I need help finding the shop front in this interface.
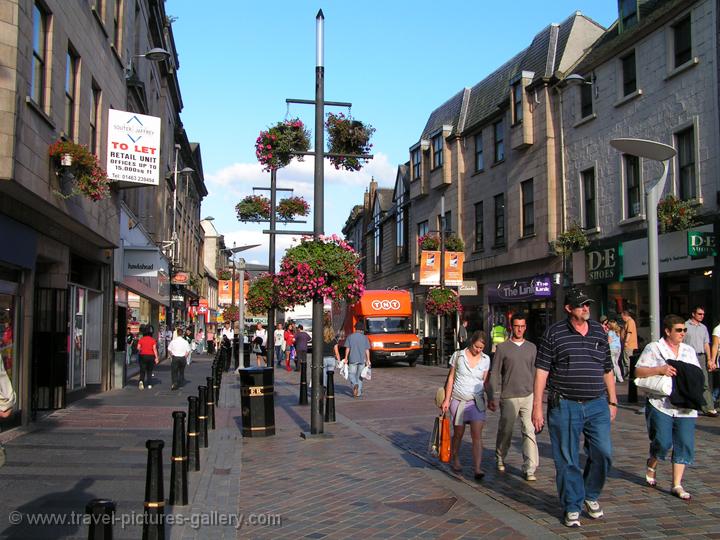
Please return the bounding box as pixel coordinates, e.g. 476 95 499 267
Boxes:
486 275 555 343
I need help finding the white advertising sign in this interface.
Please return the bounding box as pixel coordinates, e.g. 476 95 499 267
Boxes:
623 224 714 278
107 109 162 186
123 248 161 277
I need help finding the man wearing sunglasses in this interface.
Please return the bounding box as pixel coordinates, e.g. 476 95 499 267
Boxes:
684 306 716 417
532 287 617 528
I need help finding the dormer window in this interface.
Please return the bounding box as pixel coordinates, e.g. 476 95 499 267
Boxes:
512 82 523 125
432 134 443 169
411 148 421 180
619 0 638 32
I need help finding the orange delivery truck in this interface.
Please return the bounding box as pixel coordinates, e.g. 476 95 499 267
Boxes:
338 289 421 367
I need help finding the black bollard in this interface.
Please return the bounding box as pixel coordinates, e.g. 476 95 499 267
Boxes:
169 411 188 506
142 440 165 540
324 370 336 422
197 386 209 448
214 362 221 404
298 361 308 406
206 377 216 430
187 396 200 472
86 498 115 540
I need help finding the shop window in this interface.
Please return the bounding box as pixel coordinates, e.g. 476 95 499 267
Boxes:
0 294 16 389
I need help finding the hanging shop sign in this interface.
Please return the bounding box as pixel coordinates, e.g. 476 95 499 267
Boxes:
585 242 622 284
123 247 161 277
419 251 464 286
688 231 717 259
459 280 478 296
106 109 162 186
171 295 184 302
487 275 553 304
171 272 189 285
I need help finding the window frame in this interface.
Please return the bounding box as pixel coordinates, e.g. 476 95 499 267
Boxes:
64 46 79 139
675 125 697 201
113 0 123 51
432 134 443 169
474 201 484 251
619 0 638 32
493 119 505 163
521 179 534 237
395 183 409 264
512 82 523 125
580 82 593 119
581 167 597 230
411 148 421 180
474 132 484 173
493 193 505 247
90 81 101 155
373 203 382 273
621 51 637 97
31 3 48 109
672 15 692 68
624 154 642 218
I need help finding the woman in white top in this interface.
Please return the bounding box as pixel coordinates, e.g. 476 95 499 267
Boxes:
636 314 700 500
441 330 491 481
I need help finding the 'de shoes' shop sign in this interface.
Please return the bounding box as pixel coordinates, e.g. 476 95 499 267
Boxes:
585 243 623 284
106 109 162 186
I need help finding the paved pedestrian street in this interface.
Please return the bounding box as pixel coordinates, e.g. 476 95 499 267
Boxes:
2 354 720 539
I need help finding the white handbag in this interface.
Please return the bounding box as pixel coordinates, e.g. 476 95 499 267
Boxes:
634 375 673 397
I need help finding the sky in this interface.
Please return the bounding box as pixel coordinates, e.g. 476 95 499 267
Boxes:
168 1 619 268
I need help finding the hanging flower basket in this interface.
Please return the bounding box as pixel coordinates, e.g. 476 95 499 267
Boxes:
277 196 310 221
236 195 271 222
222 305 239 322
49 139 110 201
217 269 232 281
246 273 287 314
657 195 698 233
326 112 375 171
255 118 311 172
554 222 589 255
425 287 462 316
276 234 364 308
418 233 464 252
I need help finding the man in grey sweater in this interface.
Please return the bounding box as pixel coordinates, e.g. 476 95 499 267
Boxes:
487 313 539 481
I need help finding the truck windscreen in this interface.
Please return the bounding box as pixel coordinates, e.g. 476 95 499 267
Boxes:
365 317 411 334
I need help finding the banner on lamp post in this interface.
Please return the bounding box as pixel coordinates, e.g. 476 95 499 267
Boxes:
419 250 464 286
106 109 162 186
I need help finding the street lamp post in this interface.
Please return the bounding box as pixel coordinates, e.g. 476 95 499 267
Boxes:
609 138 676 341
168 145 193 332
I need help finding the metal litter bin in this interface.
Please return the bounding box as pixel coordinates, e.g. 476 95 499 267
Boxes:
239 367 275 437
423 337 438 366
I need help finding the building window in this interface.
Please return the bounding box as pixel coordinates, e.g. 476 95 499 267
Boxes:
474 202 484 251
474 133 484 172
432 134 443 169
65 48 79 139
395 187 409 264
494 193 505 247
494 119 504 163
676 126 696 200
113 0 123 51
521 179 534 237
31 3 48 108
512 82 523 124
582 168 597 229
621 51 637 96
619 0 638 32
624 154 641 217
580 82 593 118
93 0 104 21
417 220 429 262
373 217 382 271
411 148 421 180
673 16 692 68
90 82 101 155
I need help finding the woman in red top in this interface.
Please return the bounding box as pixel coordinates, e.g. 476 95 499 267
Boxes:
284 323 296 372
137 326 159 390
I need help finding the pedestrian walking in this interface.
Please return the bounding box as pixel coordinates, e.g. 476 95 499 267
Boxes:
487 314 538 481
684 306 717 417
440 330 491 480
458 319 469 350
168 328 191 390
710 321 720 408
342 321 371 398
137 326 159 390
636 314 702 500
294 324 311 372
620 309 638 377
532 287 617 528
126 326 137 365
273 323 285 367
321 313 339 389
184 327 195 366
195 328 205 354
253 323 267 366
607 320 624 382
284 322 296 372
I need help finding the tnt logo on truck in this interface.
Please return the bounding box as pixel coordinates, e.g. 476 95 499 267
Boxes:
371 300 401 311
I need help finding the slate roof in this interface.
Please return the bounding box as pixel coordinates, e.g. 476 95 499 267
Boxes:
375 188 394 213
573 0 696 74
420 89 467 139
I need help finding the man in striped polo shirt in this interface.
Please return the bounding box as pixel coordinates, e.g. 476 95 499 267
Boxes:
532 288 617 528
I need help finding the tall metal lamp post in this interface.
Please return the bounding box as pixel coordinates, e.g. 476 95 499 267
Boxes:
609 138 676 341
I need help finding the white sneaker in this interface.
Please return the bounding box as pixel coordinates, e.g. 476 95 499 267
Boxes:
584 500 603 519
147 385 152 389
564 511 581 527
496 460 505 472
138 381 144 390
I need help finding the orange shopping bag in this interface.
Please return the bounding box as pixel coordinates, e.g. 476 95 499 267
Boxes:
439 413 451 463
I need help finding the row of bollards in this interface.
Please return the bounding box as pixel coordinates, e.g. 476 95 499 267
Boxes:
87 357 225 539
297 362 335 423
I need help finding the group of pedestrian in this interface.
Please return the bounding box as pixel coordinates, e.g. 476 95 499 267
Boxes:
441 287 708 529
271 321 311 372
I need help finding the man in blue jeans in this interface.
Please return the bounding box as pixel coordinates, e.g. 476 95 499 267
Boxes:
342 321 371 398
532 288 617 528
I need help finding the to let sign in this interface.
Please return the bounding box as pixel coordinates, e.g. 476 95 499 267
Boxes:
585 243 622 284
106 109 162 186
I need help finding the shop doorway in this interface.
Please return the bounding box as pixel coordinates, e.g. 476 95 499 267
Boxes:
32 288 68 411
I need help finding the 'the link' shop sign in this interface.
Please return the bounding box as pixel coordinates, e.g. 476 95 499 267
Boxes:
688 231 717 259
585 243 622 284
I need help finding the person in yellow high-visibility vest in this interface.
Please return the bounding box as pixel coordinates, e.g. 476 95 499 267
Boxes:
491 319 508 354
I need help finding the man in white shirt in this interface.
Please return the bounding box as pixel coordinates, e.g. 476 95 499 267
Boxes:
168 328 192 390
